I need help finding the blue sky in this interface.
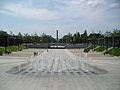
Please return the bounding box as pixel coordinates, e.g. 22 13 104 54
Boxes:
0 0 120 38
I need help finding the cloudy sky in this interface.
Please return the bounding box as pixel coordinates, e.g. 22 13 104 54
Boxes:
0 0 120 37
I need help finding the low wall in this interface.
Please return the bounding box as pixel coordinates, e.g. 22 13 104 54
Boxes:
25 43 87 49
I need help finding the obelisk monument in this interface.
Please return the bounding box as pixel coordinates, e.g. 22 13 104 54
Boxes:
56 30 58 43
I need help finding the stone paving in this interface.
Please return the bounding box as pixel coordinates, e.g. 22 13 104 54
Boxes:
0 49 120 90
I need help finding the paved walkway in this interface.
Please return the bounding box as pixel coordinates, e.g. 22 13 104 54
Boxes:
0 49 120 90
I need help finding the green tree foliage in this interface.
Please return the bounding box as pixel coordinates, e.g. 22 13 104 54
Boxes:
23 33 32 43
31 32 41 43
62 30 88 44
0 28 120 44
111 29 120 36
81 30 88 43
73 32 80 43
17 32 23 43
89 33 103 39
62 32 73 43
0 30 8 36
41 33 48 43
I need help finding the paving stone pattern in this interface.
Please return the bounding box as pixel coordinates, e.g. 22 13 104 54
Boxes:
0 49 120 90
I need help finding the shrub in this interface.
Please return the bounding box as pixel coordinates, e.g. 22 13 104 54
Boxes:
0 51 3 56
7 46 18 52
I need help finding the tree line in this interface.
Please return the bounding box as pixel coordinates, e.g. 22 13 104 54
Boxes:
60 29 120 44
0 31 56 43
0 29 120 44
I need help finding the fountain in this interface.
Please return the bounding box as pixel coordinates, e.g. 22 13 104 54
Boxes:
7 49 108 76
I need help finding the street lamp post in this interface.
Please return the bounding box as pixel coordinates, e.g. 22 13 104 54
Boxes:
93 38 95 51
5 36 9 53
86 37 88 48
112 35 114 56
98 38 100 51
104 36 106 54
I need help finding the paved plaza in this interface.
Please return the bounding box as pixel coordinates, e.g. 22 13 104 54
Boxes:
0 49 120 90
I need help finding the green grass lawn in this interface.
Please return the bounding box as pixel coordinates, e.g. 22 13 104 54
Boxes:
89 44 120 56
0 45 27 55
0 47 5 52
7 45 27 52
95 46 108 52
0 47 5 55
7 46 18 52
19 44 27 50
106 48 120 56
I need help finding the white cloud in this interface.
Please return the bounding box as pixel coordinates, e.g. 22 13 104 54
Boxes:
1 3 58 20
0 0 119 22
0 0 120 37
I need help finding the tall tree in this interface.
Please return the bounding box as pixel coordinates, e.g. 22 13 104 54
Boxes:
81 30 88 43
112 29 120 36
0 30 8 36
18 32 23 44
